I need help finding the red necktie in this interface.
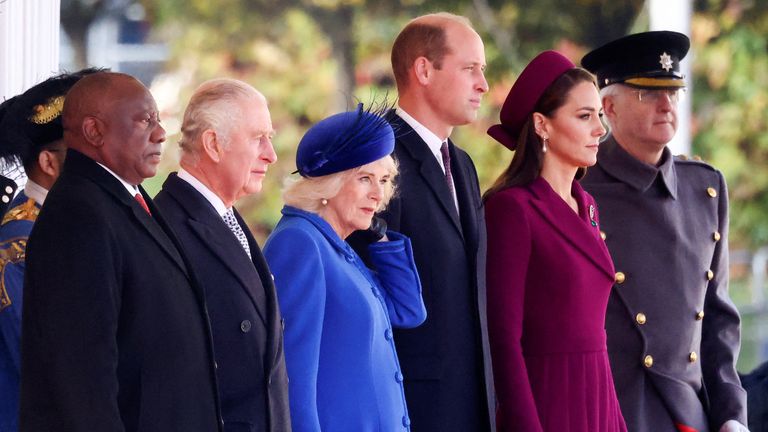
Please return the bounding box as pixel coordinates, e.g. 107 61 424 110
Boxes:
134 193 151 216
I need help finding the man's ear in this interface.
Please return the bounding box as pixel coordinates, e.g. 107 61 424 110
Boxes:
82 116 104 148
37 149 63 178
200 129 223 163
413 57 432 86
602 94 617 119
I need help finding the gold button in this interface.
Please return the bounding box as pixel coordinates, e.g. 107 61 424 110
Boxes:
706 270 714 281
614 272 626 284
713 231 721 242
643 355 654 368
689 351 698 363
707 187 717 198
635 313 647 325
696 311 705 320
600 231 607 241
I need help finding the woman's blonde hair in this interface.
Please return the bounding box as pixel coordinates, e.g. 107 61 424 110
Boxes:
283 155 398 214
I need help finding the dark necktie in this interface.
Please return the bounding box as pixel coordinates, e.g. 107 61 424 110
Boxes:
440 141 458 209
223 209 252 259
134 193 151 216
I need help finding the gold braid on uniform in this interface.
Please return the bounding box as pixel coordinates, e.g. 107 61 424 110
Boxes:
0 237 27 311
2 199 39 225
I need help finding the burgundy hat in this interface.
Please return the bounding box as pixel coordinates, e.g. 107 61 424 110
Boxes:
488 50 575 151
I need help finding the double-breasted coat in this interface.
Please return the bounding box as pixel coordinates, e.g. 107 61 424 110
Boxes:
20 150 222 431
264 205 426 431
581 136 747 431
350 111 495 431
485 177 626 432
154 173 291 432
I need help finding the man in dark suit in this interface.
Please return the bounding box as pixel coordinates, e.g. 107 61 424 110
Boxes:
352 12 494 431
154 79 289 432
581 32 748 432
20 72 222 431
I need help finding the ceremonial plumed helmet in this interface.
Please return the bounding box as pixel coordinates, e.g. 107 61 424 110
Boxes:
0 68 101 169
296 104 395 177
581 30 690 89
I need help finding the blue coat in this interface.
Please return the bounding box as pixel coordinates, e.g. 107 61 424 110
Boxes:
263 206 426 432
0 191 39 432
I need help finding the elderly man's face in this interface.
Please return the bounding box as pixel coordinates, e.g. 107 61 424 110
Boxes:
218 95 277 201
99 79 166 185
606 84 679 152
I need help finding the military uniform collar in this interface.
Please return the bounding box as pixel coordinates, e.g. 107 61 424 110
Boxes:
598 135 678 199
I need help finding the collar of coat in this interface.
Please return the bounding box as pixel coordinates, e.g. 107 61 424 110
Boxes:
596 134 678 199
280 205 357 260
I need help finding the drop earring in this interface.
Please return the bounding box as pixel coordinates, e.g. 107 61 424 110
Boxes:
542 138 549 153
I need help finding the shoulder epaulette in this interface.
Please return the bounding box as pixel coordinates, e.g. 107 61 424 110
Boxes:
674 154 717 171
1 198 39 225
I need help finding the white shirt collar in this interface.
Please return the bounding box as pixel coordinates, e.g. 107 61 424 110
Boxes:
95 162 139 196
177 168 229 217
395 106 448 173
24 179 49 205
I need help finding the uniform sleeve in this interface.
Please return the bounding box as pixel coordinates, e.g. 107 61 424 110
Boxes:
0 247 25 373
366 231 426 329
264 227 326 432
485 193 543 432
20 201 125 431
702 172 748 427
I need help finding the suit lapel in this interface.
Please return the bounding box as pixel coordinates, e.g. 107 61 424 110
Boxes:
66 150 190 276
164 174 268 325
451 142 479 254
389 113 463 238
528 177 614 278
241 213 283 368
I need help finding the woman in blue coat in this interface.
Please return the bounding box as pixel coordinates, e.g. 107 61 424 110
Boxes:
264 105 426 432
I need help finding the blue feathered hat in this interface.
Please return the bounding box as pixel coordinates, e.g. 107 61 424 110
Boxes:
296 104 395 177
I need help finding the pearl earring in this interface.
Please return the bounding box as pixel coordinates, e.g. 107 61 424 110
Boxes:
542 138 549 153
321 198 328 206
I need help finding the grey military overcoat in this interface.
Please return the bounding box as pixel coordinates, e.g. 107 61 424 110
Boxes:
581 135 747 432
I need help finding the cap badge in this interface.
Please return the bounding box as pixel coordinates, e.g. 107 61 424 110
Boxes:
659 52 673 72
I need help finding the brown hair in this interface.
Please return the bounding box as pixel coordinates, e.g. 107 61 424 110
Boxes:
391 13 471 90
483 68 596 201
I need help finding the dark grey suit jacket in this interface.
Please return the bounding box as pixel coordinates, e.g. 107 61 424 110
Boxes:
352 111 495 432
155 173 291 432
21 150 222 431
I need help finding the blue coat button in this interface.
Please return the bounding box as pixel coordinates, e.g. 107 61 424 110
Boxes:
395 371 404 382
240 320 252 333
402 416 411 427
385 328 393 340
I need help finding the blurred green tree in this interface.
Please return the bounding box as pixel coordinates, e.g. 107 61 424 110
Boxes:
691 0 768 248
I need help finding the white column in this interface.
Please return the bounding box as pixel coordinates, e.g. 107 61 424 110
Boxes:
0 0 61 101
649 0 693 155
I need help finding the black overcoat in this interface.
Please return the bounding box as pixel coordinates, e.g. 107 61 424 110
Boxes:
20 150 222 431
154 173 291 432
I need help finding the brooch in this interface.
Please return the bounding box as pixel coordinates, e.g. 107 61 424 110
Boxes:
589 204 597 227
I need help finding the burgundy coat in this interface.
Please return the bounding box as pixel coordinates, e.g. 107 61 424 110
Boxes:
485 177 625 432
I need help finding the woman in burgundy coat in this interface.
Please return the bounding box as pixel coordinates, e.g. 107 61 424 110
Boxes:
483 51 627 432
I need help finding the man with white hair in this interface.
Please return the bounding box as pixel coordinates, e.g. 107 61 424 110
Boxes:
154 78 290 431
581 31 748 432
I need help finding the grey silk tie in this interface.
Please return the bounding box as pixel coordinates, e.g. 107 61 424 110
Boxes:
222 209 252 259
